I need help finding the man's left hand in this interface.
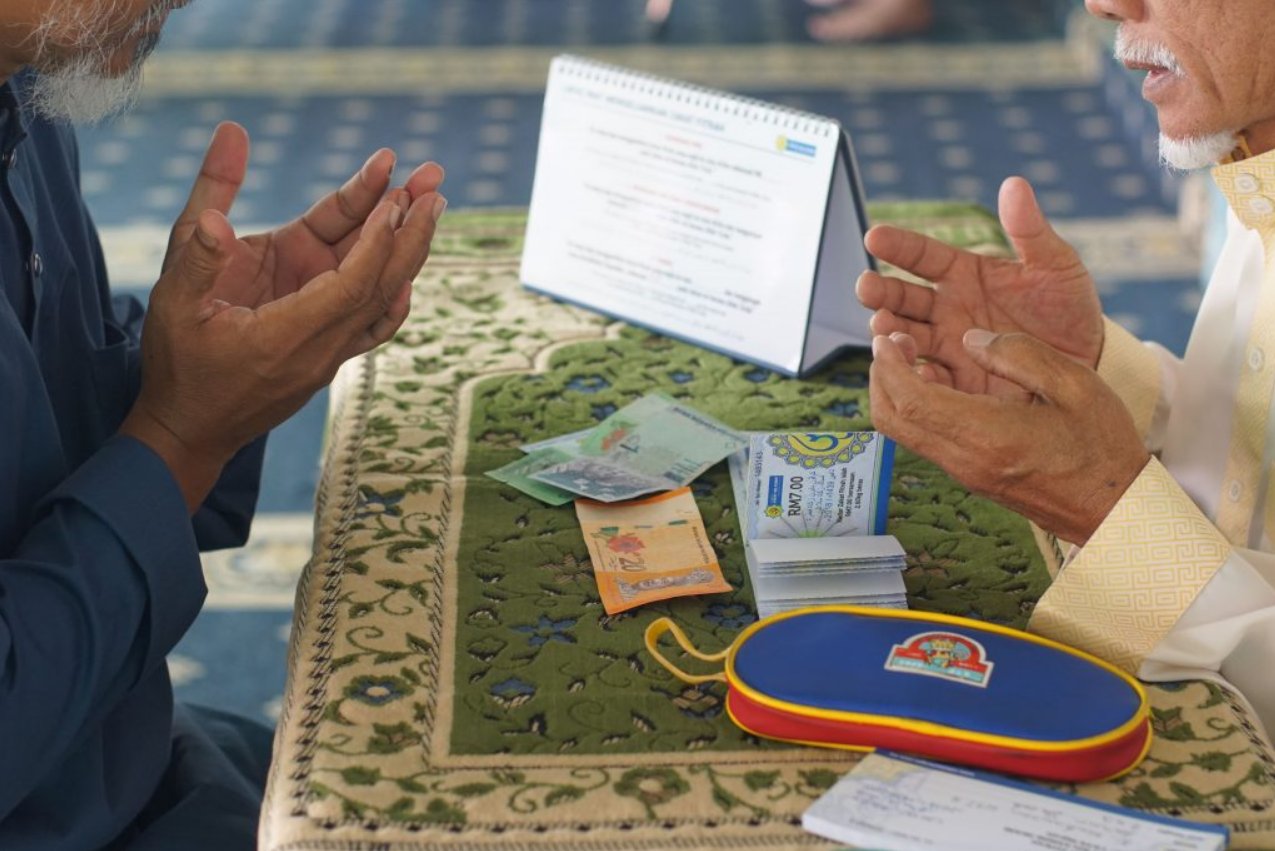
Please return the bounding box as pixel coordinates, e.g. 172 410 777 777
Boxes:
162 121 445 309
870 329 1151 545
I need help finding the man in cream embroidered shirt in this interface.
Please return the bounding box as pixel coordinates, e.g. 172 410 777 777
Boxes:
857 0 1275 742
1034 155 1275 738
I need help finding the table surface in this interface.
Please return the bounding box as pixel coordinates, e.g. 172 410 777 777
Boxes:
259 207 1275 851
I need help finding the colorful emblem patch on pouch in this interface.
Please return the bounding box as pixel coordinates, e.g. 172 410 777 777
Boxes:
885 632 994 688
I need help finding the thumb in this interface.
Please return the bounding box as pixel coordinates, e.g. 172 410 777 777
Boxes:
174 209 235 297
998 177 1079 271
963 329 1081 401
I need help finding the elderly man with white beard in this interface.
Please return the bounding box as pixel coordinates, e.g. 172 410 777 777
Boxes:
861 0 1275 747
0 1 447 849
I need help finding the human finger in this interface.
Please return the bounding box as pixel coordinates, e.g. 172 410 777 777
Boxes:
352 281 413 356
300 148 396 247
372 191 446 307
167 122 249 269
998 177 1084 272
962 329 1083 402
331 187 412 262
864 225 975 286
856 270 936 321
283 201 401 330
916 360 954 387
869 308 935 356
869 335 964 441
174 210 236 302
889 331 918 365
402 162 445 202
885 331 951 386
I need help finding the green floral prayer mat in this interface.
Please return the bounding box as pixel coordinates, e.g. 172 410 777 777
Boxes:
260 208 1275 851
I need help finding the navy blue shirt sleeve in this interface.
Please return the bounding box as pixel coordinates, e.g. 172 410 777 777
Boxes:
0 437 204 818
193 437 268 550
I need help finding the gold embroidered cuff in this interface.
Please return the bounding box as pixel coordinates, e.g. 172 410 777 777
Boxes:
1096 317 1161 440
1028 458 1231 674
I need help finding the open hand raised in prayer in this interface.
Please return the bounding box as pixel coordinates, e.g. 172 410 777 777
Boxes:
870 330 1149 545
856 177 1104 400
120 122 446 512
161 122 446 308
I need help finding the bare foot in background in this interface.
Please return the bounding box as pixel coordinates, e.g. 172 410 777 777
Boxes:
646 0 674 26
806 0 933 41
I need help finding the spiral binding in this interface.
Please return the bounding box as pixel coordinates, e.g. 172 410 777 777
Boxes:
552 54 839 139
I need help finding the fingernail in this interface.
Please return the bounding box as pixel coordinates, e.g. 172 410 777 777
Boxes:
195 223 219 250
432 195 448 223
965 328 997 349
388 204 403 229
362 149 392 182
871 335 885 357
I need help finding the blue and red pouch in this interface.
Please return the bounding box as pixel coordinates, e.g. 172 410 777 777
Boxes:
645 606 1152 783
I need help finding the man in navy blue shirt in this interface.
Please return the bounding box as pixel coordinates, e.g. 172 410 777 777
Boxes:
0 1 447 848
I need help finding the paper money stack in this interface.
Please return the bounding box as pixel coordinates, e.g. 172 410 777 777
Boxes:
729 433 907 618
487 393 748 504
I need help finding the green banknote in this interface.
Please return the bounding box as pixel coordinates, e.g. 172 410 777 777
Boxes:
528 394 747 502
485 447 578 506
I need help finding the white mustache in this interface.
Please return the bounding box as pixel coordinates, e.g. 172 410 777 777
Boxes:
1114 27 1185 76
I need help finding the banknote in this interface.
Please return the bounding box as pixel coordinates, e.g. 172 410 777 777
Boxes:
528 393 746 501
520 426 593 454
485 447 579 506
746 432 894 539
576 487 732 614
531 457 671 502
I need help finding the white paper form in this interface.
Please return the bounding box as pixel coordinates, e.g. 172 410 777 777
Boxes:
522 56 843 375
803 752 1228 851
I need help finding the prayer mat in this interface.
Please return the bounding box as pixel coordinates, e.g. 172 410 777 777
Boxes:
260 207 1275 850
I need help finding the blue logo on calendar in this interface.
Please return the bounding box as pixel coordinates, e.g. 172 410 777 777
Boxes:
765 476 785 518
776 135 818 158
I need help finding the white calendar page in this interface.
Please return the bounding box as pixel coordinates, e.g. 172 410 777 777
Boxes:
521 56 864 376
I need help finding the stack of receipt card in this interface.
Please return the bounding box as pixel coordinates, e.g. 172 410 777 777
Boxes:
728 432 906 617
802 751 1229 851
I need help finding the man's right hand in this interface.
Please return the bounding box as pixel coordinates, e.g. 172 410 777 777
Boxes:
856 177 1104 399
119 193 441 512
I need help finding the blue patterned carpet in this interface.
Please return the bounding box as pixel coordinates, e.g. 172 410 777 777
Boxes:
73 0 1201 724
158 0 1072 48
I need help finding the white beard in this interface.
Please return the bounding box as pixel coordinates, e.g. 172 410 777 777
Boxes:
1114 28 1241 172
23 1 171 125
1159 132 1242 172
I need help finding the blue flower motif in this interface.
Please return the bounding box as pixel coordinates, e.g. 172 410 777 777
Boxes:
592 403 618 420
491 678 537 699
743 367 772 384
512 615 578 647
565 375 611 394
825 400 861 418
346 675 414 706
690 479 716 499
356 486 404 518
668 370 695 384
702 602 755 630
831 371 868 389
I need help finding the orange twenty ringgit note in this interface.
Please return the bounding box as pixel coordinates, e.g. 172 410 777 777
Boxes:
575 487 733 614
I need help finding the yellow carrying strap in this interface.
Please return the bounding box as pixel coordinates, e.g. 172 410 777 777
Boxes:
643 618 730 684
